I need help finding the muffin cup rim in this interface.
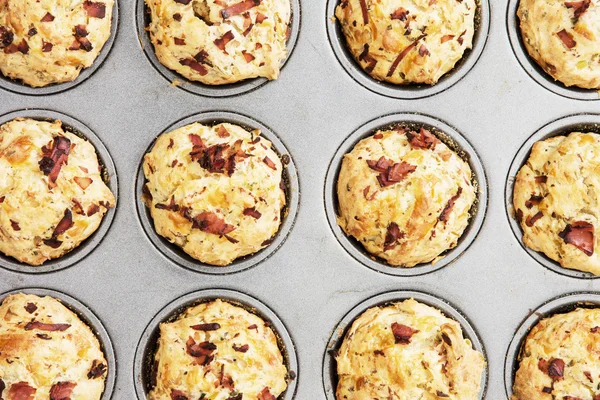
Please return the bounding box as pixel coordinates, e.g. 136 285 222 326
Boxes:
506 0 600 101
0 286 117 400
504 291 600 399
0 0 120 96
133 287 298 400
134 110 300 275
322 289 488 400
0 108 119 274
135 0 302 98
505 113 600 279
326 0 490 99
323 111 488 277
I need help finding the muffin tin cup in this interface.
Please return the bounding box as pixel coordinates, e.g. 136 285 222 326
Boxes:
0 109 119 274
322 290 488 400
326 0 490 99
0 1 119 96
506 0 599 101
136 0 301 97
504 292 600 399
135 110 300 275
324 112 488 277
505 113 600 279
133 288 298 400
0 287 117 400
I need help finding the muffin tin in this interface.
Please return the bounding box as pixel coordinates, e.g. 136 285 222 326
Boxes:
1 0 600 398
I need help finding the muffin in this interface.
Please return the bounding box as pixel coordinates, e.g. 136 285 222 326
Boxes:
512 308 600 400
149 299 288 400
336 126 476 267
146 0 291 85
0 0 115 87
513 132 600 275
518 0 600 89
0 293 108 399
142 122 286 266
335 0 476 85
0 118 116 266
336 298 485 399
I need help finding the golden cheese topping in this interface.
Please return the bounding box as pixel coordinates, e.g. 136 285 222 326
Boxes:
513 132 600 275
0 293 108 400
142 122 286 266
149 299 288 400
336 127 476 267
512 308 600 400
336 298 485 399
146 0 291 85
335 0 476 85
0 0 115 87
518 0 600 89
0 118 116 266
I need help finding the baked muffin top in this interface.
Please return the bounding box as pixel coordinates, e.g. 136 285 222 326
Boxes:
143 122 286 266
513 132 600 275
0 293 108 400
0 118 115 266
335 0 476 85
512 308 600 400
336 298 485 399
0 0 115 87
518 0 600 89
336 126 476 267
149 299 288 400
146 0 291 85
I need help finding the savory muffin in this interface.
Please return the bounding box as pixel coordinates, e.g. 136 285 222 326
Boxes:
0 118 116 266
513 132 600 275
512 308 600 400
518 0 600 89
0 0 115 87
142 122 286 266
149 299 288 400
146 0 291 85
336 298 485 399
336 126 476 267
335 0 476 85
0 293 108 399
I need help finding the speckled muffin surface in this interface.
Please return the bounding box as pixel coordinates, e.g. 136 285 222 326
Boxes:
336 127 476 267
336 298 485 399
518 0 600 89
0 0 115 87
143 122 286 266
146 0 291 85
0 293 108 400
513 132 600 275
512 308 600 400
335 0 476 85
0 118 116 266
149 299 288 400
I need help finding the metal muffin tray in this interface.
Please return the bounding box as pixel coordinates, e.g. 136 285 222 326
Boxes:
2 0 600 398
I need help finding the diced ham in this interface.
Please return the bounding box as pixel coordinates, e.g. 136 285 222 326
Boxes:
214 31 235 53
83 1 106 18
387 34 426 77
186 337 216 365
406 128 439 149
190 323 221 331
557 29 576 48
243 207 261 219
221 0 261 19
7 382 36 400
24 321 71 331
41 13 55 22
49 382 76 400
559 221 594 256
391 322 418 344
